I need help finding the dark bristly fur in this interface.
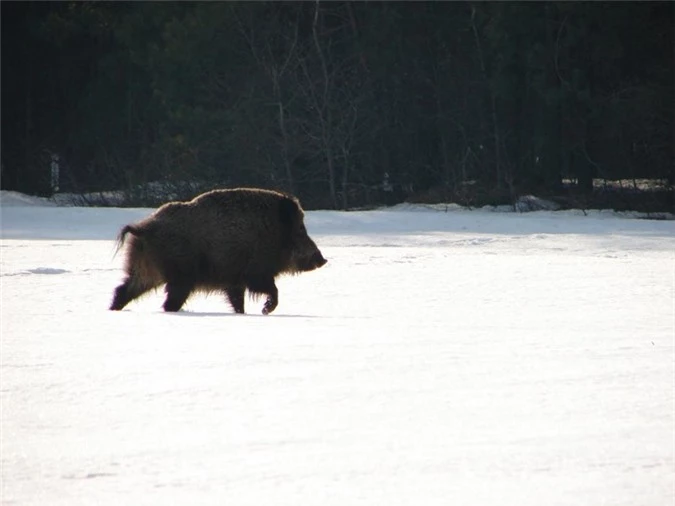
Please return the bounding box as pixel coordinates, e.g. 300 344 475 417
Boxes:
110 188 327 314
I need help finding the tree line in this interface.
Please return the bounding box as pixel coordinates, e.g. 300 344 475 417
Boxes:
2 1 673 211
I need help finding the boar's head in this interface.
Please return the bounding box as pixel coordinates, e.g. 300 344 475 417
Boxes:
279 196 327 273
290 222 327 272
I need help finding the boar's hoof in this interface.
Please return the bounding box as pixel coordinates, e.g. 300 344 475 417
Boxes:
262 296 278 315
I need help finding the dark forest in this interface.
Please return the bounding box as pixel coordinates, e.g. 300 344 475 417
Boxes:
1 1 673 211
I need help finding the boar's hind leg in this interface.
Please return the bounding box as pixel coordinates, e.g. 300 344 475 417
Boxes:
162 281 194 312
224 286 246 314
110 278 155 310
247 277 279 315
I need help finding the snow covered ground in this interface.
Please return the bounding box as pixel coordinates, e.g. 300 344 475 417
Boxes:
1 190 674 506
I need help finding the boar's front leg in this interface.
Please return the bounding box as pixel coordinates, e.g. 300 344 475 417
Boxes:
224 285 245 314
262 287 278 315
247 277 279 315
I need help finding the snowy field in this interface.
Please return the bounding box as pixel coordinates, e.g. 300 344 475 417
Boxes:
1 190 674 506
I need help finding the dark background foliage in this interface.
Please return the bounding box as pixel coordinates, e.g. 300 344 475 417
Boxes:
2 1 673 211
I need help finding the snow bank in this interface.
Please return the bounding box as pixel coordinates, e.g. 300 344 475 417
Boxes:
0 190 57 207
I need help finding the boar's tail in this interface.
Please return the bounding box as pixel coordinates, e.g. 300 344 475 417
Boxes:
114 225 144 255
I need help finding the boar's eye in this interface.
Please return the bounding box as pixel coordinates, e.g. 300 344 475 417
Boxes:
296 223 307 236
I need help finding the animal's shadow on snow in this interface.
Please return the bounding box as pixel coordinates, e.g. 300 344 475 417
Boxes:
169 311 322 319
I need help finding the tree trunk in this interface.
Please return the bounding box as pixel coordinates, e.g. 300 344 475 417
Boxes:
470 5 501 189
312 0 337 209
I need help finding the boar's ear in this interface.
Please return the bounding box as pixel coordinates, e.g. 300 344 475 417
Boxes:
278 197 300 227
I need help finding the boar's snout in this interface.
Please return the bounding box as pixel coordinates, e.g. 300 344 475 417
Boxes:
299 248 327 272
293 237 327 272
310 250 327 269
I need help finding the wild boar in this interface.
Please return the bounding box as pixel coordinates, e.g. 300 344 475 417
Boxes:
110 188 327 314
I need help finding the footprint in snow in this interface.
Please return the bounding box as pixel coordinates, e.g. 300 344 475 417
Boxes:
26 267 69 275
